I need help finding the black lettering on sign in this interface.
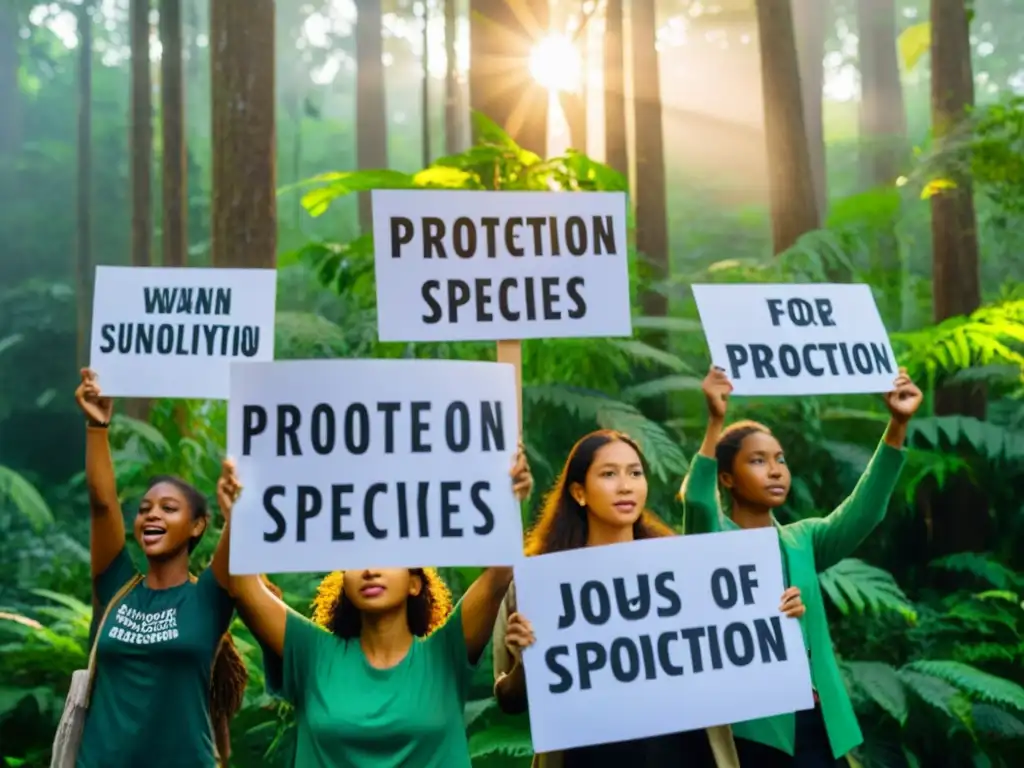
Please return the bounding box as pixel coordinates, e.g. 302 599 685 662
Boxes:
389 215 619 260
258 480 497 542
724 342 893 381
143 287 232 316
765 297 837 328
542 616 792 693
555 571 682 630
239 399 506 457
418 276 588 325
97 323 260 357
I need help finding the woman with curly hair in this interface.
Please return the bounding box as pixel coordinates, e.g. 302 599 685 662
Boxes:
493 429 807 768
223 448 534 768
683 365 921 767
71 369 248 767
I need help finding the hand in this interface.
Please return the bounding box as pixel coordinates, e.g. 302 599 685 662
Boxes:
884 367 923 424
779 586 805 619
510 443 534 503
702 365 732 421
216 458 243 522
505 612 536 663
75 368 114 425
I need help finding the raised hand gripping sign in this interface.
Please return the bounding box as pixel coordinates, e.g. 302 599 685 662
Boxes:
227 359 523 574
514 528 814 753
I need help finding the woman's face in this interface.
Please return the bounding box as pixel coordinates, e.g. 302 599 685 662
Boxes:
571 440 648 529
720 431 791 509
135 481 205 559
343 568 422 614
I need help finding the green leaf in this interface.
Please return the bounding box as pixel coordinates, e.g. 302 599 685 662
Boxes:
608 340 695 374
0 465 53 531
819 559 916 619
898 22 931 71
621 375 704 402
845 661 909 725
907 661 1024 713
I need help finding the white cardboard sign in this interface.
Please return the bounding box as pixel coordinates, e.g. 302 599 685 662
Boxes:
227 359 524 574
514 528 814 753
89 266 277 400
692 283 897 396
371 189 632 342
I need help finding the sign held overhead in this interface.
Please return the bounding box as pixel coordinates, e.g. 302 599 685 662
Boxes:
372 190 632 342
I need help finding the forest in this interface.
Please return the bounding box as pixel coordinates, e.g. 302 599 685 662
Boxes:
1 0 1023 766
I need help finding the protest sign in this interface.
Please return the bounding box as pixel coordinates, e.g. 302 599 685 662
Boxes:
692 283 897 396
514 527 813 753
89 266 277 399
227 359 523 574
371 189 631 343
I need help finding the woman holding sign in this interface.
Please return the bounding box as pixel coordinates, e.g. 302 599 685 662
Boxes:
70 369 248 767
222 450 533 768
684 365 922 767
493 430 808 768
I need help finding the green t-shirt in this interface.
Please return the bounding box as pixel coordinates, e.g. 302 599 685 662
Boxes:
77 548 235 768
280 602 476 768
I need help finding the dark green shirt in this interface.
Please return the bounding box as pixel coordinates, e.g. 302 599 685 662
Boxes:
77 548 234 768
279 602 476 768
681 439 906 758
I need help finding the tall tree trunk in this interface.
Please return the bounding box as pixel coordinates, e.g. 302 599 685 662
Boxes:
857 0 907 324
131 0 153 269
0 2 20 175
160 0 187 267
356 0 387 232
444 0 460 154
469 0 548 156
857 0 907 188
75 1 94 370
928 0 986 554
754 0 819 254
792 0 827 220
210 0 276 268
632 0 669 420
422 2 431 167
603 0 627 176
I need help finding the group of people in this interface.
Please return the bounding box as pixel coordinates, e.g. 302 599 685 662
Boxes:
68 361 922 768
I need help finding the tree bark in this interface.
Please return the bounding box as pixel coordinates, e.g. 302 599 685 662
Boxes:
75 1 94 370
792 0 827 220
754 0 819 254
857 0 907 188
355 0 387 232
603 0 628 176
210 0 276 268
469 0 548 155
130 0 153 270
444 0 460 154
160 0 187 267
928 0 986 555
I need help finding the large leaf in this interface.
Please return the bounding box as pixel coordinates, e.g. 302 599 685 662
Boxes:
0 465 53 531
845 661 909 725
898 22 931 71
819 559 916 619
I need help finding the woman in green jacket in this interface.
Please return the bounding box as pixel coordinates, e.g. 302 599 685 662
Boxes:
682 365 922 767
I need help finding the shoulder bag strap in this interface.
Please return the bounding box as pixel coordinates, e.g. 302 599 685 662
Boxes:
85 573 144 706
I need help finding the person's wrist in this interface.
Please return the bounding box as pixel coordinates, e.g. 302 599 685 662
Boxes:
87 418 110 429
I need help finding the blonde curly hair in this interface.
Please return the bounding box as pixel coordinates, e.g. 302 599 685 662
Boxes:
311 568 454 638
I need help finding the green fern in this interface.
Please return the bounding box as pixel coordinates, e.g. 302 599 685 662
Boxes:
0 465 53 532
468 724 534 759
930 553 1023 590
525 384 687 481
906 661 1024 713
819 559 916 619
908 416 1024 464
846 661 909 724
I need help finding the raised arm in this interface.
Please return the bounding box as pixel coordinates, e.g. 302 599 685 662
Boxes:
810 368 921 570
681 366 732 535
76 369 125 578
215 460 288 656
460 446 533 663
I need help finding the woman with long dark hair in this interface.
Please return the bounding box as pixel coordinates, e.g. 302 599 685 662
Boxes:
493 429 806 768
683 365 922 767
222 449 534 768
72 369 248 767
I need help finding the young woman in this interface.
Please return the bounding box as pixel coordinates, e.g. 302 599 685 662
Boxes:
493 429 807 768
683 365 922 767
73 369 247 767
221 449 534 768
